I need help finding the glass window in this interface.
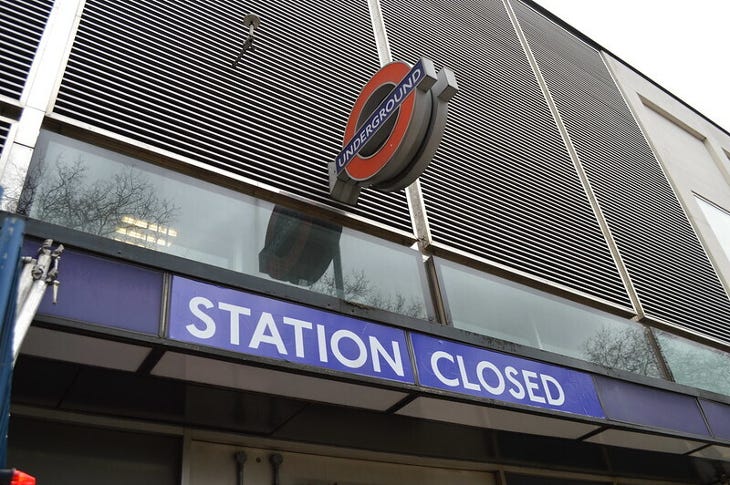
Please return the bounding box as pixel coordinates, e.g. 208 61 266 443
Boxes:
17 131 431 320
696 195 730 261
436 258 662 377
654 329 730 396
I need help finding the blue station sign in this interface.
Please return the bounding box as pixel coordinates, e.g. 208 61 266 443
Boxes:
168 276 415 384
411 333 605 418
167 276 605 420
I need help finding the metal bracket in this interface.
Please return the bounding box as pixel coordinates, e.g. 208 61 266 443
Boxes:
13 239 64 363
232 14 261 68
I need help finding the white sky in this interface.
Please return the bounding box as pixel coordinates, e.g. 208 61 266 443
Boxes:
531 0 730 132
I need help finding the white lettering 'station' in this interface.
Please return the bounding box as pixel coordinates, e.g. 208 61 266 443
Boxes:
185 296 405 377
430 351 566 406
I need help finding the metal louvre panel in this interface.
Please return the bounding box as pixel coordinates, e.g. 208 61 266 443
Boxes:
0 119 9 148
53 0 413 232
380 0 632 307
0 0 53 99
513 1 730 341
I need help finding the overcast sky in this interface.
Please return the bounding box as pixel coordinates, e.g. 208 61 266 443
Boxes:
531 0 730 132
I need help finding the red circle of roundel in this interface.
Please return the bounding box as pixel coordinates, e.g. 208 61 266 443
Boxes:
343 61 416 181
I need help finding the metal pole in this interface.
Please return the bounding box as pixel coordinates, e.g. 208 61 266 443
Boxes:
0 209 25 466
13 240 63 363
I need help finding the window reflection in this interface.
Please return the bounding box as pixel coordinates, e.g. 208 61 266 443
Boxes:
654 330 730 396
696 195 730 261
17 131 431 320
436 258 661 377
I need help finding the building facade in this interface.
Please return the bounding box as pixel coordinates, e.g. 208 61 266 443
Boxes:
1 0 730 483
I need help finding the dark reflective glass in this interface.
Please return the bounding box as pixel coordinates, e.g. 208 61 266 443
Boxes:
18 131 431 319
437 258 661 377
655 329 730 396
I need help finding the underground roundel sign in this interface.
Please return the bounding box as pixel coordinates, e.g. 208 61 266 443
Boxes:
329 58 457 205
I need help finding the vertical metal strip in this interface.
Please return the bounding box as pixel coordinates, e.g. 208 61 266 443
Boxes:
367 0 437 331
367 0 393 65
21 0 86 112
407 180 434 248
367 0 433 247
645 326 675 382
502 0 645 321
160 272 173 339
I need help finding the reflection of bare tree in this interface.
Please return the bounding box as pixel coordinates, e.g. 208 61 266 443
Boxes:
657 337 730 395
582 325 660 377
310 269 425 319
17 155 179 247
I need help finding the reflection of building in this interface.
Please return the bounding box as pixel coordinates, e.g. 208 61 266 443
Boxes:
2 0 730 483
114 215 178 248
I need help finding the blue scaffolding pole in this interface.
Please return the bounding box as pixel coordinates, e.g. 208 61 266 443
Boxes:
0 207 24 466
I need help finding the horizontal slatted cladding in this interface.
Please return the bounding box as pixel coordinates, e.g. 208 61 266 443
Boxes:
53 0 413 232
513 0 730 342
0 119 9 148
0 0 53 99
380 0 632 308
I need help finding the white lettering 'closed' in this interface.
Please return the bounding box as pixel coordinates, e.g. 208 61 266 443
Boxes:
431 351 459 387
541 373 565 406
476 360 505 395
505 366 526 399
